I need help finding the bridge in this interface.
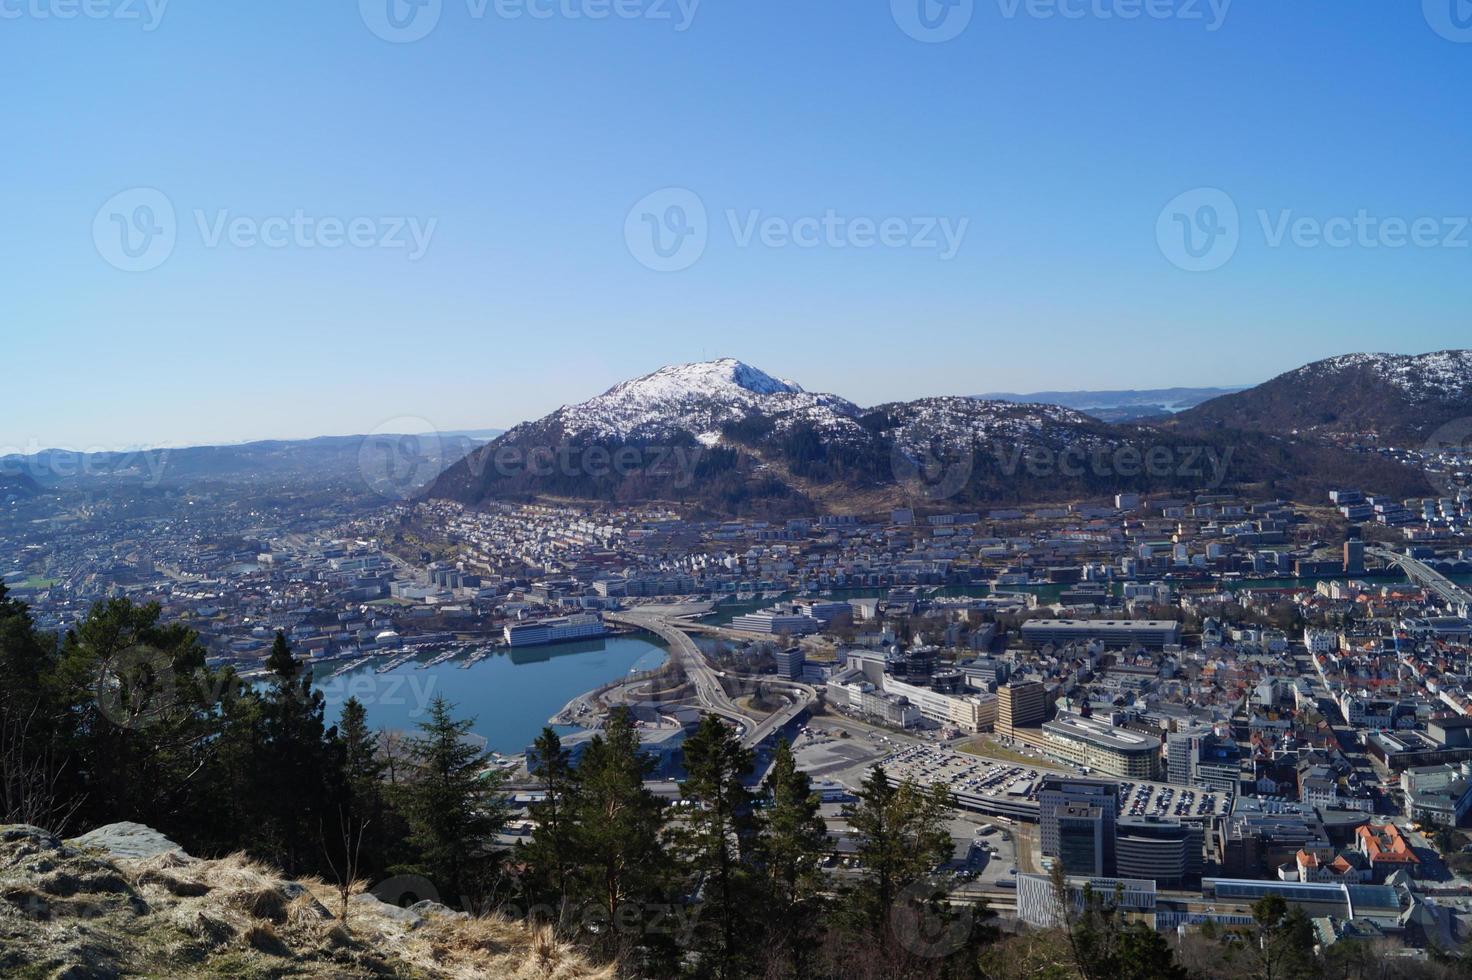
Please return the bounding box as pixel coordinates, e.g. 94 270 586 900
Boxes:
607 609 817 750
1370 547 1472 616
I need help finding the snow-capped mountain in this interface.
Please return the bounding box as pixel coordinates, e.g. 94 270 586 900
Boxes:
427 357 1432 515
1174 349 1472 444
549 357 864 445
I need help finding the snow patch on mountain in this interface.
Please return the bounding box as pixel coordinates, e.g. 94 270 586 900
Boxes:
1304 351 1472 401
551 357 864 441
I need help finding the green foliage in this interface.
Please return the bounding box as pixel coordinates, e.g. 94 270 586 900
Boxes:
565 707 668 961
763 740 830 977
668 716 763 980
522 727 581 916
394 696 508 905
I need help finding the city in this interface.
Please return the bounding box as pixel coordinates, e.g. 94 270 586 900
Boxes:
8 2 1472 978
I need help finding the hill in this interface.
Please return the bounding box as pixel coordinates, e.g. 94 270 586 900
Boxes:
1172 350 1472 446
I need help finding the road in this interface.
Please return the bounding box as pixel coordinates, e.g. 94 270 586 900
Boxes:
607 609 817 749
1371 546 1472 615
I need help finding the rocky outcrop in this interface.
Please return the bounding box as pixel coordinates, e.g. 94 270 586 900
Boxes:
0 823 612 979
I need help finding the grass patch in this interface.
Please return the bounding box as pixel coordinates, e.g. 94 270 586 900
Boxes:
958 736 1045 766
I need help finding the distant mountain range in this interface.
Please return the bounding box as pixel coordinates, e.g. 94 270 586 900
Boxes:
0 429 502 494
979 387 1249 423
427 358 1428 516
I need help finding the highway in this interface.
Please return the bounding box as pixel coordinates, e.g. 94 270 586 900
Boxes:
607 609 817 749
1371 547 1472 616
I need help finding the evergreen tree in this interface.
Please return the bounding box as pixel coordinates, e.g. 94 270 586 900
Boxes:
338 696 400 880
522 727 580 919
247 631 348 875
569 707 667 961
1247 893 1318 980
1058 873 1189 980
265 630 298 679
54 599 225 840
397 696 508 907
669 715 763 980
763 739 829 979
844 767 954 942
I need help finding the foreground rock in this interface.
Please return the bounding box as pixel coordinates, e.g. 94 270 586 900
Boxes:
0 823 612 979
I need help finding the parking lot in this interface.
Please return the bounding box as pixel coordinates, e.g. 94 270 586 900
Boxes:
874 745 1235 820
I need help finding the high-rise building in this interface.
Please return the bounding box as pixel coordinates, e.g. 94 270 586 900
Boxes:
998 680 1046 736
1115 816 1202 887
774 646 806 680
1344 536 1366 575
1055 803 1108 876
1039 777 1118 875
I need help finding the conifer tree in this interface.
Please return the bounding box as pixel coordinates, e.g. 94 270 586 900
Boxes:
669 715 763 980
397 696 508 906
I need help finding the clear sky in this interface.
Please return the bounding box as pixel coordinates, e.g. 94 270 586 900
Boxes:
6 0 1472 450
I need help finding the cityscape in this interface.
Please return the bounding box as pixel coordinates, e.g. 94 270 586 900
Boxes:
8 3 1472 978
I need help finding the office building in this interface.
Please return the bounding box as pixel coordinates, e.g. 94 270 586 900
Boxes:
774 646 806 681
1041 714 1161 779
1040 777 1118 875
1055 803 1109 876
503 613 607 648
729 607 822 636
1116 816 1202 887
998 680 1046 736
1021 619 1182 649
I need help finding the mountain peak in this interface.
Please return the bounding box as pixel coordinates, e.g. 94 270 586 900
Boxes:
601 358 803 401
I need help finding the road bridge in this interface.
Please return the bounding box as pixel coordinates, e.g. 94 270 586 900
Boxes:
607 610 816 749
1371 547 1472 616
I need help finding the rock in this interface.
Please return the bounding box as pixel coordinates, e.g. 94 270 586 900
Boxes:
350 892 425 929
67 823 183 862
409 899 470 921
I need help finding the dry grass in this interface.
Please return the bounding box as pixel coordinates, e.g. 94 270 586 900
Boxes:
0 824 614 979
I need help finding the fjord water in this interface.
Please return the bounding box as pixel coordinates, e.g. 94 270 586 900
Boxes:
313 636 669 754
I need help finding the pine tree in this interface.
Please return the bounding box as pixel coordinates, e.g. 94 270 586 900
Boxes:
338 696 400 880
843 766 954 945
569 707 667 961
522 727 580 919
668 715 763 980
54 599 223 841
265 630 298 679
763 739 829 978
249 631 348 874
397 696 508 907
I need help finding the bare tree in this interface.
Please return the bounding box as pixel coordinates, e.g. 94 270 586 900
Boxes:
0 707 84 834
321 808 370 932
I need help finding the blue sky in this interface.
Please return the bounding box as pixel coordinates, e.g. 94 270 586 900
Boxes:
5 0 1472 449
